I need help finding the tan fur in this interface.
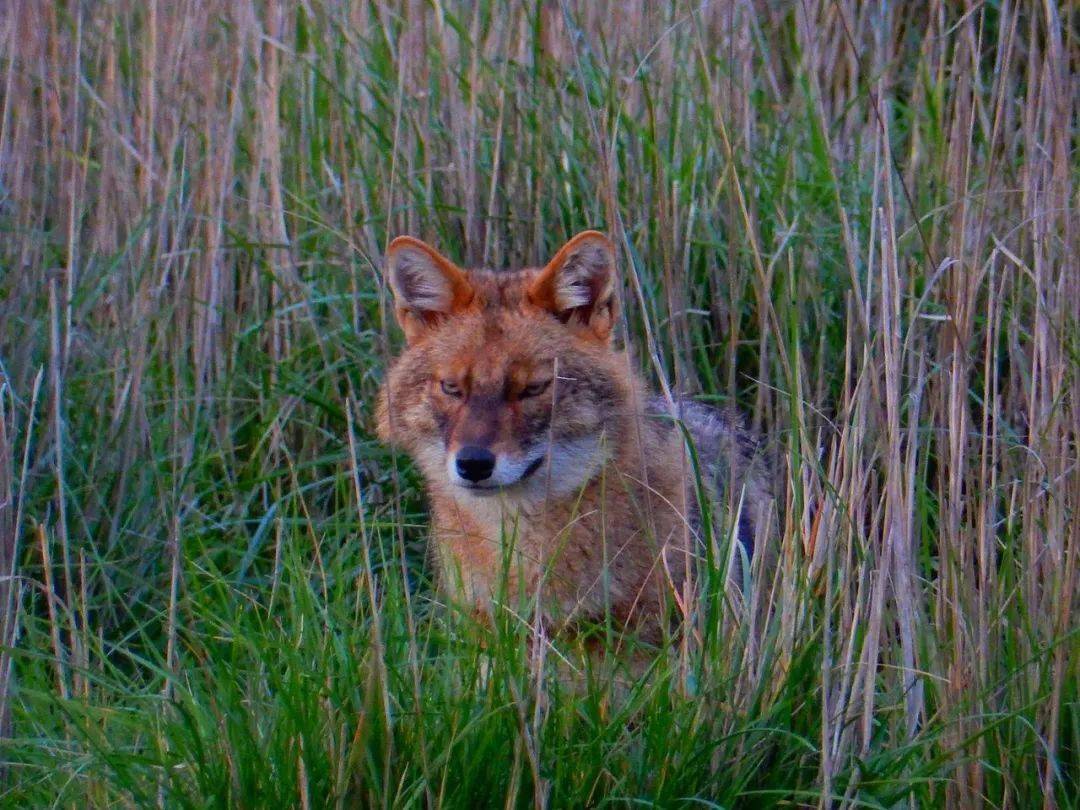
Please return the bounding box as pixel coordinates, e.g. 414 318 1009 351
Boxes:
377 232 769 641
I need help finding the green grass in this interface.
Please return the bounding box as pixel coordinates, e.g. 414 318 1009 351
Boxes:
0 1 1076 807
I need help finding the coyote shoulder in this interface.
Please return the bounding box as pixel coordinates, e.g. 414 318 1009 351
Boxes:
376 231 771 638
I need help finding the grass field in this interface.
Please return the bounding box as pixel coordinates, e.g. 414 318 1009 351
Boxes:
0 1 1077 807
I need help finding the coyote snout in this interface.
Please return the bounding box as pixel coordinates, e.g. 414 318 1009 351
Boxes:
438 380 551 491
452 445 497 483
448 444 542 490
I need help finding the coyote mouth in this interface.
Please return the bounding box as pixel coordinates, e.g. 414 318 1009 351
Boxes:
520 455 545 479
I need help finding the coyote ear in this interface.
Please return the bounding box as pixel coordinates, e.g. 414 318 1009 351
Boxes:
386 236 475 343
527 230 617 341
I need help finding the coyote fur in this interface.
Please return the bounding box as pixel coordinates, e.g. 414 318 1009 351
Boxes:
376 231 770 640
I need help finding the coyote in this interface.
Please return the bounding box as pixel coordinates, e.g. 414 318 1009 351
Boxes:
376 231 770 640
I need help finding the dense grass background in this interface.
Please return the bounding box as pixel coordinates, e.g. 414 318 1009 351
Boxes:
0 1 1076 806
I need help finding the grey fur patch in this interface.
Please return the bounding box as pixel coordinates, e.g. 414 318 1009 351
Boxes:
648 395 771 566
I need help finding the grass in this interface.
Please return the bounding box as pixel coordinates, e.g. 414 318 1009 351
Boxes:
0 1 1076 806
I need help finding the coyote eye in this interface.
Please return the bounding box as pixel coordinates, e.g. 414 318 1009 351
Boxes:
519 379 551 400
440 379 464 398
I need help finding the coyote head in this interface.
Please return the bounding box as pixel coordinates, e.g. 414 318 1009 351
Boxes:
376 231 632 500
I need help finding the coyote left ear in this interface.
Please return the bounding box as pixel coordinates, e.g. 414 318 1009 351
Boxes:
385 236 475 343
527 230 617 341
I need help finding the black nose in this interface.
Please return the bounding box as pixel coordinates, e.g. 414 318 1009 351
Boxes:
456 446 496 482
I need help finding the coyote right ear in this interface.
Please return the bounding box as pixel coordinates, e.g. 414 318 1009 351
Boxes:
385 236 475 343
528 230 618 342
